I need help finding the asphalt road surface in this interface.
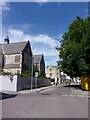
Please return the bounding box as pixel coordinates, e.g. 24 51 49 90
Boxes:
1 85 89 119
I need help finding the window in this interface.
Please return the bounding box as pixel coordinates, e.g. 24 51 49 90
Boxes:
17 70 20 74
50 69 52 72
50 73 52 77
15 55 20 63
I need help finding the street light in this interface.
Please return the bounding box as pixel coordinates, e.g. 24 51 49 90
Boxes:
31 56 33 90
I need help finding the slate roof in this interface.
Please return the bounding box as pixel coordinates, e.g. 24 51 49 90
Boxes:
33 55 43 64
0 41 29 54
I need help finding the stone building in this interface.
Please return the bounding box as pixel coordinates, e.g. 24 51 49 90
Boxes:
0 41 32 74
0 44 3 71
46 65 61 80
33 54 45 77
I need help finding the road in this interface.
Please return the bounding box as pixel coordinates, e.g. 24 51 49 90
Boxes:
1 85 89 119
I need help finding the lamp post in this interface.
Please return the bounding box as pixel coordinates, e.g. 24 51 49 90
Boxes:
31 56 33 90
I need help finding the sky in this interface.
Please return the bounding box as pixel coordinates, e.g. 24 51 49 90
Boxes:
0 1 88 67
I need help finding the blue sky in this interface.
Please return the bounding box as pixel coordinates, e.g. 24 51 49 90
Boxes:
1 2 88 67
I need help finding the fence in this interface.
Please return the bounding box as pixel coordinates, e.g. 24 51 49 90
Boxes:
0 75 51 91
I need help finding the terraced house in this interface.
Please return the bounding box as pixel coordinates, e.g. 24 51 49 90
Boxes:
0 41 32 74
46 65 61 80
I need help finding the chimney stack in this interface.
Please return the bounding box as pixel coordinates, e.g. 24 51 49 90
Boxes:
4 34 10 44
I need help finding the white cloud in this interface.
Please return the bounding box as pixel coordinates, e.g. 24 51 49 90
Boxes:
0 0 10 14
0 14 2 36
5 0 89 2
8 29 59 55
34 0 49 6
4 28 59 66
35 0 49 2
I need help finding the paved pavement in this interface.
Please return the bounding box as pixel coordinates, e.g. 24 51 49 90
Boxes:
18 85 54 94
0 84 89 118
0 85 54 95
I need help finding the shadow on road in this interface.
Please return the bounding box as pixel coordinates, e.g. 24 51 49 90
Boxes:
63 84 82 90
0 92 17 100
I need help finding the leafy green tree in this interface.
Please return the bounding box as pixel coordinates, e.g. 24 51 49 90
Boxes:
57 16 90 78
38 70 45 78
22 64 32 77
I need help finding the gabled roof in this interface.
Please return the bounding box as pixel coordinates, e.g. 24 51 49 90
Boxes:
33 55 43 64
0 41 30 54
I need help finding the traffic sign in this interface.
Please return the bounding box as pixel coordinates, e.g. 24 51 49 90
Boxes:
35 72 38 78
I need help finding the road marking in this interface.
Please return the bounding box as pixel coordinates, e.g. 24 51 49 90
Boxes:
70 95 75 97
62 94 88 98
62 95 68 96
77 95 84 97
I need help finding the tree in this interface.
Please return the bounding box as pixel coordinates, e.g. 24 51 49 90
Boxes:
57 16 90 78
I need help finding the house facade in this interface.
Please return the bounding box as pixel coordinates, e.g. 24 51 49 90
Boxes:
0 41 32 74
46 66 61 80
33 54 45 77
0 44 3 71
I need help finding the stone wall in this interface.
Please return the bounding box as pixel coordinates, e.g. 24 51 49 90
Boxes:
3 54 22 74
